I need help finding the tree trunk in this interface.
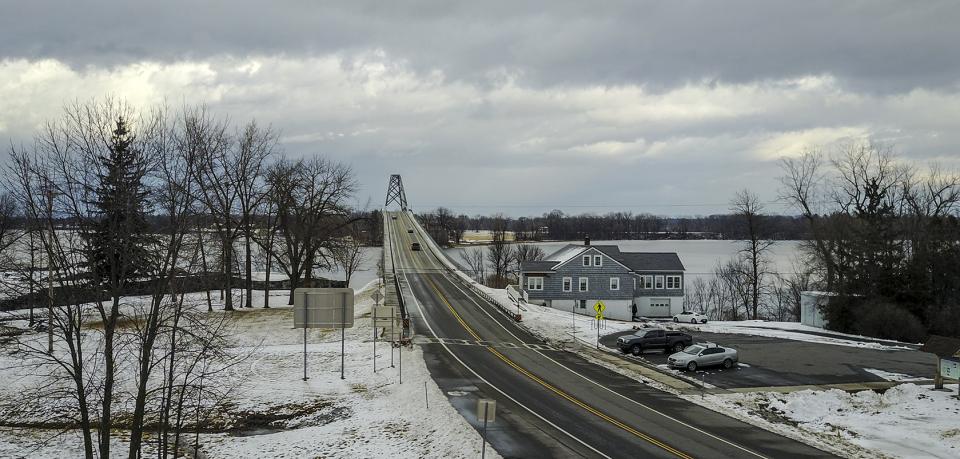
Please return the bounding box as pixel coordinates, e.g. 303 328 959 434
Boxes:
244 226 253 308
223 237 233 311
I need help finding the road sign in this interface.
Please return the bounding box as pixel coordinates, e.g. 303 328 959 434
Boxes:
477 398 496 423
374 306 397 327
595 312 604 321
372 289 382 304
477 398 496 459
293 288 355 328
593 300 606 313
941 358 960 379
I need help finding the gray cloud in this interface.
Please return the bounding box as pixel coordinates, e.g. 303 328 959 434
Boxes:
4 1 960 92
2 2 960 217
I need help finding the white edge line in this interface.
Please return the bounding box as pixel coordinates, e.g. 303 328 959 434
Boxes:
411 216 770 459
389 215 612 459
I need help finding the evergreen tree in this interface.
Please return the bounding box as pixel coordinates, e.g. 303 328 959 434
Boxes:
87 117 153 288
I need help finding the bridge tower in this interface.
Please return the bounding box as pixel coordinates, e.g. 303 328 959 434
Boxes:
385 174 408 211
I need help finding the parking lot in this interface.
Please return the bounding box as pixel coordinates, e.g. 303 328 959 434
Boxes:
599 329 937 389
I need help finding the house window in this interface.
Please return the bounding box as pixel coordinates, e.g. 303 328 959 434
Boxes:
582 255 591 267
643 276 653 289
578 277 589 292
593 255 602 267
527 276 543 291
562 277 572 292
666 275 682 289
578 299 587 309
609 277 620 290
655 275 664 289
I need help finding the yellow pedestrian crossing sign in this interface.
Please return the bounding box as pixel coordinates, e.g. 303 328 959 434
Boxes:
593 301 606 313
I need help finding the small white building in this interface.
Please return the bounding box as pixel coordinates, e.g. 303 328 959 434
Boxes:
800 291 833 329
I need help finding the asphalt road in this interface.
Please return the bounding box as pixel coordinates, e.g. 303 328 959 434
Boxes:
387 211 835 459
600 330 936 389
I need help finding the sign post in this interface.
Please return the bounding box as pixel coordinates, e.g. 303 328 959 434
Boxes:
941 357 960 398
477 398 496 459
593 301 606 349
293 288 355 381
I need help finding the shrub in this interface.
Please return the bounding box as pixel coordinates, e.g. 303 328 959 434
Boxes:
853 301 927 343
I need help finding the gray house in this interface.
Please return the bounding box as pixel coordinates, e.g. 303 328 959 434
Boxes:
518 239 686 321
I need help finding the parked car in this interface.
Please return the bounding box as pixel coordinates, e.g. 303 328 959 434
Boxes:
668 343 738 371
617 328 693 356
411 242 421 251
673 311 708 324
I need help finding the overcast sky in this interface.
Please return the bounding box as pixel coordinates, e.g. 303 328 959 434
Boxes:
2 1 959 216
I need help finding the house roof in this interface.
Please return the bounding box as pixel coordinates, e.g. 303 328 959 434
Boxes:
519 260 559 272
526 243 685 273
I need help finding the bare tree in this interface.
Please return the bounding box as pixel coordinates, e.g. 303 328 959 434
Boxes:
730 189 775 320
458 247 486 283
234 122 277 308
486 215 514 287
335 224 367 286
266 157 357 303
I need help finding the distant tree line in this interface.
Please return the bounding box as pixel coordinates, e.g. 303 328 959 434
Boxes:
418 208 808 246
0 99 375 458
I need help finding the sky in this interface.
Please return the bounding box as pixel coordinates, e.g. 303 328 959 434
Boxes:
2 1 959 217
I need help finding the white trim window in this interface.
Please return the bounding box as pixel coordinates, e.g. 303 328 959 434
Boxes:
562 277 572 292
593 255 602 267
527 276 544 291
655 275 664 289
578 277 589 292
666 275 682 289
643 275 653 289
582 255 591 267
609 277 620 291
578 299 587 309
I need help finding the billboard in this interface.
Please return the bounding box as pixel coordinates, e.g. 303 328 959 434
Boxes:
293 288 355 329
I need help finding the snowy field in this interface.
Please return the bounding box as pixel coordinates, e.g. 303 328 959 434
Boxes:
670 320 917 350
0 281 499 459
685 384 960 459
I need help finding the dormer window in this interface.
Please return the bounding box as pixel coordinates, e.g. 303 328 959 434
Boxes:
582 255 591 266
593 255 602 267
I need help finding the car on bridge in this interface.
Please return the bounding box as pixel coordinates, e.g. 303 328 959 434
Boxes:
391 215 397 220
411 242 421 251
668 343 738 371
407 228 414 233
617 328 693 355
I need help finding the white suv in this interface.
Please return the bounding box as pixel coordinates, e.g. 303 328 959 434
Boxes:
673 311 708 324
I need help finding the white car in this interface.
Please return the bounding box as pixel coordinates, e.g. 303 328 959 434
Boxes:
673 311 708 324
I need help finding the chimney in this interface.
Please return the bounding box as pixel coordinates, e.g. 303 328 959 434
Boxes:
584 235 591 246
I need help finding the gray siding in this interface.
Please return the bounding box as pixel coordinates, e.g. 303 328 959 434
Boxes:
524 248 633 301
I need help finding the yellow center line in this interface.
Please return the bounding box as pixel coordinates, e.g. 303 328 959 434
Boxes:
421 273 693 459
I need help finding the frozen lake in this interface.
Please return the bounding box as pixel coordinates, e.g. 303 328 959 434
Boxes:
443 240 804 281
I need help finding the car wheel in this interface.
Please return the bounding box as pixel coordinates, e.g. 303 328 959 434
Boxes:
690 318 697 324
723 358 733 369
631 344 642 356
673 317 679 323
687 361 697 371
672 342 685 353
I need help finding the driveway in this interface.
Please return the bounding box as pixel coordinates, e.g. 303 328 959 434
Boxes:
599 330 937 389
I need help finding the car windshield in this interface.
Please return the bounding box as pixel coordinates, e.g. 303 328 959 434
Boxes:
683 345 704 355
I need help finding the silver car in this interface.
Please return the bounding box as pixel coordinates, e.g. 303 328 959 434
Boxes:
668 344 738 371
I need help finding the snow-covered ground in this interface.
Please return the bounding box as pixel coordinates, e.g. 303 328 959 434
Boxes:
671 320 916 350
0 281 499 459
684 383 960 459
